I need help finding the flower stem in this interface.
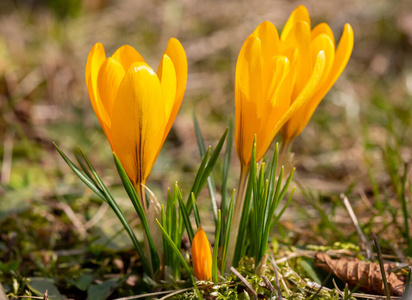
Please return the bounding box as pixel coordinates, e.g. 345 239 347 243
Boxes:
135 181 148 214
225 164 249 272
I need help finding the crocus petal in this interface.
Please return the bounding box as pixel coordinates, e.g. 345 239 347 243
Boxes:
192 228 212 281
111 45 145 72
280 5 311 41
288 21 312 100
85 43 106 131
251 21 280 62
325 24 354 89
311 22 335 46
111 62 166 187
252 21 281 100
288 24 353 139
274 50 326 141
157 54 177 143
235 36 263 166
257 56 291 160
310 34 335 88
96 57 126 148
158 38 187 137
281 35 335 140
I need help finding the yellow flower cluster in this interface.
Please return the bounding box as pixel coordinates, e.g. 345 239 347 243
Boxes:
235 5 353 168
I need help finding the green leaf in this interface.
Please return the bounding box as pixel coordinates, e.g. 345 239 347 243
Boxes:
191 193 201 228
299 259 322 284
53 143 105 200
186 147 211 212
73 274 94 291
212 210 221 282
156 220 203 299
27 277 64 300
73 148 97 185
221 190 235 273
87 279 118 300
196 128 228 199
76 147 151 274
233 136 256 267
221 118 233 241
193 113 219 224
113 153 160 272
176 186 194 243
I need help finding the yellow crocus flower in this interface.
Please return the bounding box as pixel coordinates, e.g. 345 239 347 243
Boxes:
235 18 326 169
192 228 213 281
85 39 187 211
229 5 353 270
281 5 354 147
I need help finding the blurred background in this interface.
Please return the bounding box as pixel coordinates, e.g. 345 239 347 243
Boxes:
0 0 412 296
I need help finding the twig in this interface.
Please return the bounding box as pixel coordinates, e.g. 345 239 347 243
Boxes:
113 282 234 300
113 288 191 300
159 288 190 300
309 268 334 300
84 202 109 229
1 130 14 185
340 193 374 260
261 275 274 292
269 250 282 300
230 266 257 300
332 278 398 300
0 282 8 300
372 233 391 300
53 202 87 238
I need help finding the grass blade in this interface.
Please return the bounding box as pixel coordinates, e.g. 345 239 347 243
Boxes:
196 128 228 198
193 113 218 224
191 193 201 228
156 220 203 299
372 233 391 300
400 163 411 256
186 147 210 213
53 143 105 200
176 186 195 243
212 210 221 282
113 153 160 272
221 118 233 241
221 190 235 273
233 137 256 267
77 147 151 274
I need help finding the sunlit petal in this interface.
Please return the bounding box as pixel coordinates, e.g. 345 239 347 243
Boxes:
276 51 326 141
311 34 335 88
111 45 145 72
85 43 106 130
235 36 263 166
157 54 177 142
111 62 166 187
290 24 354 138
288 21 312 100
280 5 310 41
311 22 335 46
257 56 291 159
97 57 125 133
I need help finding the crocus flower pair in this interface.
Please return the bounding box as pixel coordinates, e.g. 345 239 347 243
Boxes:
85 5 353 280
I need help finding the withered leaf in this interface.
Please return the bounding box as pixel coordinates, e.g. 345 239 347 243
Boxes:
315 252 405 296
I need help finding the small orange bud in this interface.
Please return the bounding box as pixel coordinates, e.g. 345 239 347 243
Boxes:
192 228 213 280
